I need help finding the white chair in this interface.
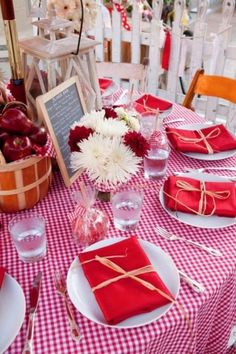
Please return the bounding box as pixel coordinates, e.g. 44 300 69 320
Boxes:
96 61 148 91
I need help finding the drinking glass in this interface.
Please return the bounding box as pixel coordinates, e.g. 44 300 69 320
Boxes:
139 113 156 139
9 213 46 263
144 145 170 179
102 92 115 108
111 190 143 231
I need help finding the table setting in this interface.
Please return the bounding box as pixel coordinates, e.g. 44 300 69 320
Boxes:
1 82 236 354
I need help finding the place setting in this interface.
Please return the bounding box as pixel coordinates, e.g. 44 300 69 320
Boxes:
0 267 26 354
67 236 180 329
0 213 46 353
166 122 236 161
159 170 236 229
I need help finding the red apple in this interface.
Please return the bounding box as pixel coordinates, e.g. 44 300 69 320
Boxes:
29 127 47 146
0 108 34 135
3 136 32 162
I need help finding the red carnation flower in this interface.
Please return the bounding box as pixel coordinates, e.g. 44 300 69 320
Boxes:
124 131 150 157
69 126 93 152
103 107 117 119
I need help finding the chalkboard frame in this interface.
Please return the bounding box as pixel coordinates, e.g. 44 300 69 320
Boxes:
36 76 87 187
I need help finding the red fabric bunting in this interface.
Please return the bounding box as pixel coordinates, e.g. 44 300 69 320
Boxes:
113 2 131 31
162 31 171 71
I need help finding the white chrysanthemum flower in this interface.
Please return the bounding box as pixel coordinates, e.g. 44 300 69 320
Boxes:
127 116 140 131
70 134 141 187
96 118 128 137
70 110 105 130
115 107 140 131
48 0 77 17
70 110 128 137
115 107 128 119
47 0 97 32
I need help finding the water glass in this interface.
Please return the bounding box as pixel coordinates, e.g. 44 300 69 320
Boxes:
9 213 46 263
139 113 156 139
102 92 114 108
111 190 143 231
144 146 170 179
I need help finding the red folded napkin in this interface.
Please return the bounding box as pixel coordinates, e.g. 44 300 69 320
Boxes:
99 78 113 91
135 94 172 113
0 266 6 289
79 237 174 325
166 124 236 154
163 175 236 217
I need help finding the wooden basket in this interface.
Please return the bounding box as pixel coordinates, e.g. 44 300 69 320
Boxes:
0 156 52 212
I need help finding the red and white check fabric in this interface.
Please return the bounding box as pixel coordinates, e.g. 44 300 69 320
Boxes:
2 104 236 354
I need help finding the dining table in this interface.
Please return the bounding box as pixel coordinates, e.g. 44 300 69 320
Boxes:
1 99 236 354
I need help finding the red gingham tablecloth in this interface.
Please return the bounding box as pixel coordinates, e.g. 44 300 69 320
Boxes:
1 104 236 354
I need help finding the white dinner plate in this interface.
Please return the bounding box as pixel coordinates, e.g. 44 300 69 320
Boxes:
176 123 236 161
0 273 26 354
67 237 180 329
159 171 236 229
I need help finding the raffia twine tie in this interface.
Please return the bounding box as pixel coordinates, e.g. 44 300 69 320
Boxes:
164 180 230 216
141 98 160 114
167 127 221 154
91 255 174 303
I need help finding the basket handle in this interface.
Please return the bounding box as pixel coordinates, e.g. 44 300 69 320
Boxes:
0 151 6 165
2 101 32 120
0 85 8 105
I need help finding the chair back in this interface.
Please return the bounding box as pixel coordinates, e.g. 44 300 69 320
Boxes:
182 69 236 133
195 76 236 104
96 61 148 91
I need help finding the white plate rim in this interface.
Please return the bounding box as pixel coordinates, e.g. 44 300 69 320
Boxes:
159 171 236 229
0 273 26 353
67 237 180 329
173 123 236 161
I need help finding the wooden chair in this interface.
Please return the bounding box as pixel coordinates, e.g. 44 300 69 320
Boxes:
182 69 236 109
96 61 148 91
182 69 236 133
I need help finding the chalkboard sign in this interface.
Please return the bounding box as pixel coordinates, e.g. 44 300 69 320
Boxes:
36 76 87 187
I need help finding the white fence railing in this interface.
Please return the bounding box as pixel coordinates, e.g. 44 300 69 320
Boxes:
90 0 236 128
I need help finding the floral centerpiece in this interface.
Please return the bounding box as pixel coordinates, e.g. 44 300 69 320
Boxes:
69 107 149 190
47 0 98 32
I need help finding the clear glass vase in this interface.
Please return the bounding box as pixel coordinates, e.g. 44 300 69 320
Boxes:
144 115 170 179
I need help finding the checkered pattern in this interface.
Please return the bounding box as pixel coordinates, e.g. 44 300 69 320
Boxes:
2 104 236 354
